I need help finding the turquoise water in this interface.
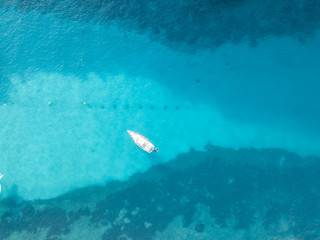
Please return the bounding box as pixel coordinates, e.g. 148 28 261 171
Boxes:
0 0 320 239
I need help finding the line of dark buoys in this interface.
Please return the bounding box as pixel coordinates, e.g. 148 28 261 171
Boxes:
82 104 185 110
80 104 185 110
95 104 182 110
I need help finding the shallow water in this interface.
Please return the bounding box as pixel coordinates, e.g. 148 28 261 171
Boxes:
0 0 320 239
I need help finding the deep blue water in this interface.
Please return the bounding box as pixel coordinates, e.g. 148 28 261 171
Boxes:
0 0 320 239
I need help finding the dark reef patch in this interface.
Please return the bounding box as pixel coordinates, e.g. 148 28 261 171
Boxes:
1 0 320 53
1 145 320 239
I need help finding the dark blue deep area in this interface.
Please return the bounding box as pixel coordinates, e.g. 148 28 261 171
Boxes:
1 146 320 239
1 0 320 239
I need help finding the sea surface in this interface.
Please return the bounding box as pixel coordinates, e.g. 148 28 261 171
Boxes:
0 0 320 239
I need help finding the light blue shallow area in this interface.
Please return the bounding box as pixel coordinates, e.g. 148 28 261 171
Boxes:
1 0 320 239
0 1 319 203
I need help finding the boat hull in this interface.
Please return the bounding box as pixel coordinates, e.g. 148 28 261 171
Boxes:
127 130 155 153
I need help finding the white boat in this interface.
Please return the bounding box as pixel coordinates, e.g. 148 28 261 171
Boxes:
127 130 158 153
